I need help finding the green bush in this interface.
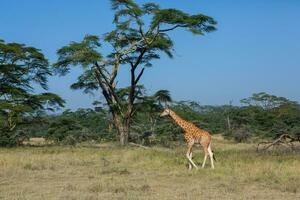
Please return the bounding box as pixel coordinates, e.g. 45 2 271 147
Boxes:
0 130 28 147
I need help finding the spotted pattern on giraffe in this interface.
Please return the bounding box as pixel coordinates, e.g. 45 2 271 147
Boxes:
160 108 215 169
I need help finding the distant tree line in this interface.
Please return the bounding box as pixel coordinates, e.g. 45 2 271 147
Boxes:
2 85 300 146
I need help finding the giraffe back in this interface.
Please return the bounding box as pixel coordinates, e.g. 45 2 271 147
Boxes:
184 122 211 146
167 109 212 146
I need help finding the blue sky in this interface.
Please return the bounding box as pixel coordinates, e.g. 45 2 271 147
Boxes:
1 0 300 109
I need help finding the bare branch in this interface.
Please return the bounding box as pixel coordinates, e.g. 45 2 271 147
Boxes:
257 134 300 152
129 142 149 149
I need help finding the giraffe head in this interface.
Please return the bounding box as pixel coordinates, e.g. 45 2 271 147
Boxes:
160 108 171 117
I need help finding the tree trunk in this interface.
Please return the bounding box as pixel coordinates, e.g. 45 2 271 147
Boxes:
119 123 129 145
114 115 130 146
227 115 231 131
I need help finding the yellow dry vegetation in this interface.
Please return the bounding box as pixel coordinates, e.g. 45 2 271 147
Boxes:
0 136 299 200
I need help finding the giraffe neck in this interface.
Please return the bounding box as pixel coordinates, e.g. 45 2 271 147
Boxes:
169 110 190 131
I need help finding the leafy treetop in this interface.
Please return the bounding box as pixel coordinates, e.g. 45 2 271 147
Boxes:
0 39 65 131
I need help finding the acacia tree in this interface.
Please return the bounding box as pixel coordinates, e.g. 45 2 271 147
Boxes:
240 92 298 109
0 39 65 137
54 0 217 145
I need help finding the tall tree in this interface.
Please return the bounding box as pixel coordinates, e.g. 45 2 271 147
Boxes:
240 92 297 110
0 39 65 135
54 0 217 145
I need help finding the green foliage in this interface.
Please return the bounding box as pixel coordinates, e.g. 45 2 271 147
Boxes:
46 118 83 143
0 39 65 146
128 89 183 146
40 92 300 145
154 90 172 106
151 9 216 35
45 108 112 144
54 35 102 75
70 70 98 94
223 126 252 143
141 93 300 144
240 92 296 109
2 88 300 145
0 130 28 147
224 93 300 141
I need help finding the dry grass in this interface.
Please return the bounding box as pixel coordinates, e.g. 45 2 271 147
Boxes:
0 137 300 200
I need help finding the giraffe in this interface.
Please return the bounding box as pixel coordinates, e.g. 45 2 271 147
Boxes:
160 108 215 169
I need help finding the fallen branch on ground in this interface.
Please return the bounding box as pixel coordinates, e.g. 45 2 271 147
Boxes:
129 142 149 149
257 134 300 152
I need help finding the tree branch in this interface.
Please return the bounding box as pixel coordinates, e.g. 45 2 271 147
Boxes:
134 67 145 85
92 67 112 106
159 25 185 32
94 62 121 108
109 54 120 86
132 48 147 69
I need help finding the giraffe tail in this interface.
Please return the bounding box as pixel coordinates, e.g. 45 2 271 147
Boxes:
209 143 217 162
212 150 217 162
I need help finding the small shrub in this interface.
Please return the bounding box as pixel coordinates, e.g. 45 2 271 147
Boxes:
0 130 29 147
233 127 251 142
62 135 77 146
223 126 252 143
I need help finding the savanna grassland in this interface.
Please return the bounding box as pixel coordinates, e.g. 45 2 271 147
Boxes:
0 136 300 200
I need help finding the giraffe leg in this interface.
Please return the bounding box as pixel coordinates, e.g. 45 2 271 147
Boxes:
202 146 209 168
202 153 208 168
186 145 198 169
188 152 193 170
208 144 215 169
